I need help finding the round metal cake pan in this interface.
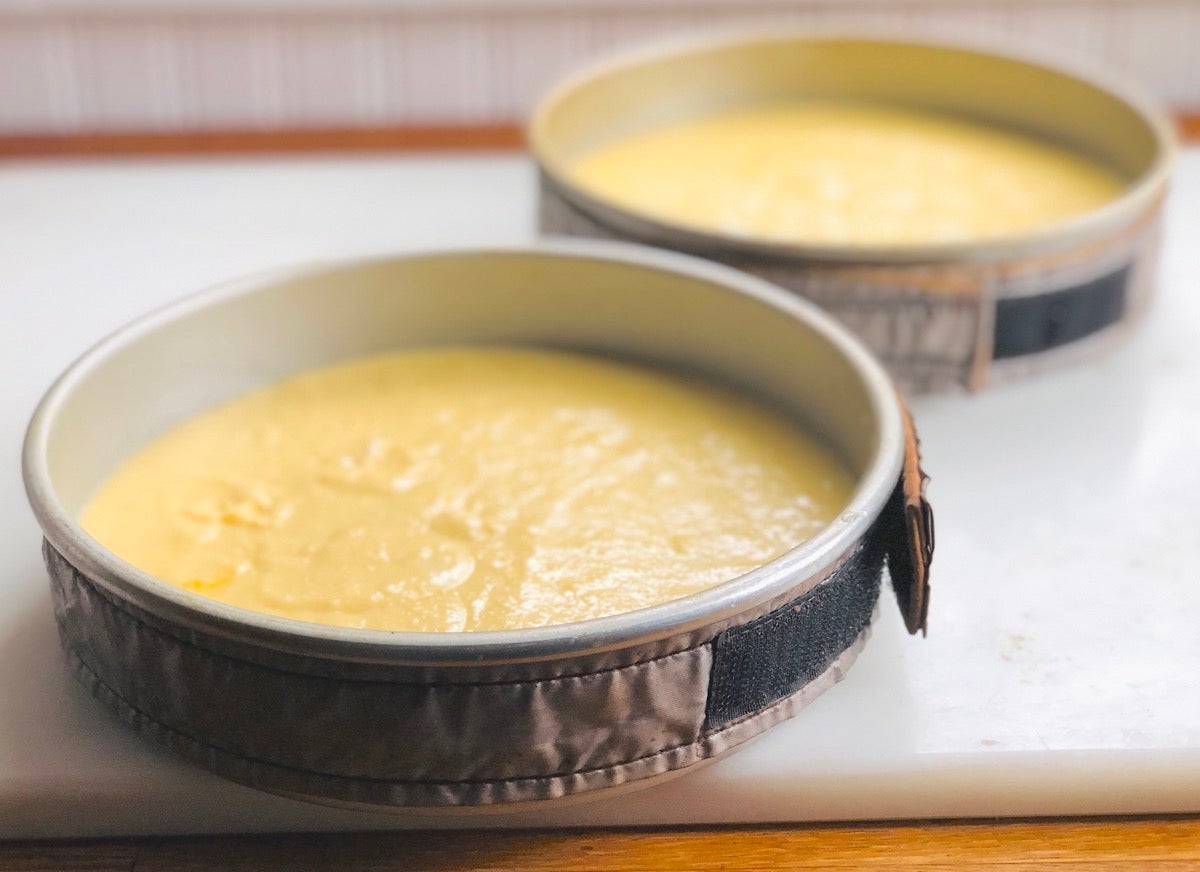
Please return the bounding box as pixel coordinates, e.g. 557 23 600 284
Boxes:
531 31 1175 393
23 241 929 810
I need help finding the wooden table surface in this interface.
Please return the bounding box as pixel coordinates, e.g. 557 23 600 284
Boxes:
2 818 1199 870
4 120 1197 869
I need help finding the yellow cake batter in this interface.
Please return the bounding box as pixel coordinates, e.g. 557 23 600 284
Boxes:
81 348 852 632
567 102 1125 246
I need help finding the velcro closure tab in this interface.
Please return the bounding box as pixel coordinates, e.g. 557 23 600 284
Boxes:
884 399 934 636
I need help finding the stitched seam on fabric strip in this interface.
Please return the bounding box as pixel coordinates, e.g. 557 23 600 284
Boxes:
66 633 842 788
792 297 977 308
55 546 745 687
69 646 677 786
879 353 974 365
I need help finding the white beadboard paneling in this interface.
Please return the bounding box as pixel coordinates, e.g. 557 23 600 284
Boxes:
145 23 187 127
41 22 86 130
491 16 597 120
1104 0 1200 109
348 17 392 124
176 20 287 128
278 20 370 126
72 22 172 129
0 23 58 128
0 1 1196 134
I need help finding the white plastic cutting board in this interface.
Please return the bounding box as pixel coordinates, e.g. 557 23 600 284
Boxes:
1 153 1198 839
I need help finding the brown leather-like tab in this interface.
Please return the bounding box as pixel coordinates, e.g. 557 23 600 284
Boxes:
884 397 933 635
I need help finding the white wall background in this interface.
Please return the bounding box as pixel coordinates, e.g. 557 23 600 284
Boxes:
0 0 1197 134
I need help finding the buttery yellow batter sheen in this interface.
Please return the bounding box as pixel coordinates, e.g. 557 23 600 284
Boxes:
568 102 1125 246
81 348 852 632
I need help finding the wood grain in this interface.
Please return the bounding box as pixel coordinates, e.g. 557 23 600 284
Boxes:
0 114 1195 160
0 124 525 159
1177 113 1200 144
3 818 1200 871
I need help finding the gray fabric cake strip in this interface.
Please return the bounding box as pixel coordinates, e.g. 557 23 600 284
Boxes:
704 537 884 730
992 263 1131 359
41 467 913 806
539 178 1150 394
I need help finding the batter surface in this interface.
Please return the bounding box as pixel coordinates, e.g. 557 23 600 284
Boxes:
81 348 853 632
568 102 1125 246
